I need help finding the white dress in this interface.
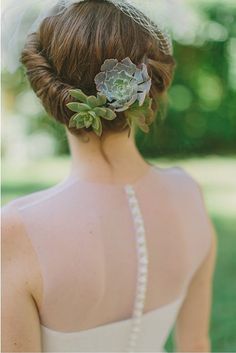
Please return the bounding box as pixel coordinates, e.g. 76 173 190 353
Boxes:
11 164 212 352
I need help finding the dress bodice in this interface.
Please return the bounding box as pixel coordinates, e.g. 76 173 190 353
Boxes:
40 292 186 352
11 164 212 352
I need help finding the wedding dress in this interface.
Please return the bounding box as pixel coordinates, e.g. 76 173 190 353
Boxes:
13 164 212 352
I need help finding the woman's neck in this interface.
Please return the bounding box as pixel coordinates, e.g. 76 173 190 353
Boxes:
66 128 151 183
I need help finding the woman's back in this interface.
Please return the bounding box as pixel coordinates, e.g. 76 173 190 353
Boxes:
2 1 217 352
7 164 212 352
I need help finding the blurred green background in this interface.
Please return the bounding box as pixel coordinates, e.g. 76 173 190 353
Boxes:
1 0 236 352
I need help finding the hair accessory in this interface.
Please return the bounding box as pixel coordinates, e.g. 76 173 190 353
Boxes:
2 0 173 73
66 57 154 136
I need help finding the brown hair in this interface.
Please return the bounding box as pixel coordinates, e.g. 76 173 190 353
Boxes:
21 0 175 137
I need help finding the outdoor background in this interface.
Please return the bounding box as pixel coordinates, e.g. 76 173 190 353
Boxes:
1 0 236 352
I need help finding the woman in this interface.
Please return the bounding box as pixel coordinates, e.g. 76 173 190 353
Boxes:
2 1 217 352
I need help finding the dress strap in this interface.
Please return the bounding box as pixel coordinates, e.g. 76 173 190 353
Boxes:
124 184 149 352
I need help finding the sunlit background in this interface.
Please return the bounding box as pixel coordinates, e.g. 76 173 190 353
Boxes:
1 0 236 352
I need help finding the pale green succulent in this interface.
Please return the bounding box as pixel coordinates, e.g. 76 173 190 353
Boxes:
94 57 152 112
124 96 154 135
66 89 117 137
66 57 154 137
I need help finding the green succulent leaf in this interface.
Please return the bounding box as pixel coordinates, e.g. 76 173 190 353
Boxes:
77 103 92 111
104 109 117 120
92 116 100 130
87 96 99 108
69 113 81 128
77 111 89 119
69 89 88 103
138 123 150 133
76 120 86 129
128 101 140 112
69 112 88 129
84 119 93 128
70 116 86 129
92 117 102 137
124 96 153 134
96 94 107 106
88 111 97 120
93 107 107 118
126 115 132 128
69 118 77 128
66 102 91 113
133 113 150 133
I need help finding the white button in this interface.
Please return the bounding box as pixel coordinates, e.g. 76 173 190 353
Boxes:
132 208 140 216
135 295 144 304
135 304 144 312
130 206 138 212
138 276 147 284
137 289 147 298
137 225 145 233
128 192 138 199
136 232 145 238
139 266 148 274
129 197 138 203
138 249 147 258
138 272 147 279
127 190 136 196
138 283 147 292
134 218 143 225
137 246 147 253
133 309 142 317
137 292 146 300
139 256 148 264
136 230 145 237
133 212 141 218
137 236 145 244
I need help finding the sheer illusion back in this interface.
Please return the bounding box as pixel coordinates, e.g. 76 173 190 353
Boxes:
12 164 212 352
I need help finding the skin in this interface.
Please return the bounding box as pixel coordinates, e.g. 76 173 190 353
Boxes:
2 127 217 352
174 192 217 352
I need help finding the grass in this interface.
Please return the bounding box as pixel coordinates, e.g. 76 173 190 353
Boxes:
1 155 236 352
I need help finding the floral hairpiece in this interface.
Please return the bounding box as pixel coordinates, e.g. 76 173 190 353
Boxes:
66 57 154 137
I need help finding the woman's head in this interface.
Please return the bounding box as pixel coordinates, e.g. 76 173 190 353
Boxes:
21 0 175 138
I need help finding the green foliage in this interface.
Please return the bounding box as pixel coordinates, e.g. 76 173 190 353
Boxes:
66 89 116 137
124 96 154 134
136 3 236 157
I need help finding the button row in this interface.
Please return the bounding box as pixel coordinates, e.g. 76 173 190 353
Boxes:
124 185 149 352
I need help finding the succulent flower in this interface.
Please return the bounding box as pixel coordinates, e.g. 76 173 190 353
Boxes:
94 57 152 112
124 96 154 135
66 89 117 137
66 57 154 137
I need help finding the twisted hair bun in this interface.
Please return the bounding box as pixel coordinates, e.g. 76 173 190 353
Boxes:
21 32 73 126
21 1 175 136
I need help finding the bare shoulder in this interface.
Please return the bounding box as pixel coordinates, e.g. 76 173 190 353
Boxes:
163 164 215 220
162 165 209 217
1 201 43 306
1 203 43 351
2 180 66 211
154 164 203 200
2 202 27 257
154 164 217 260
